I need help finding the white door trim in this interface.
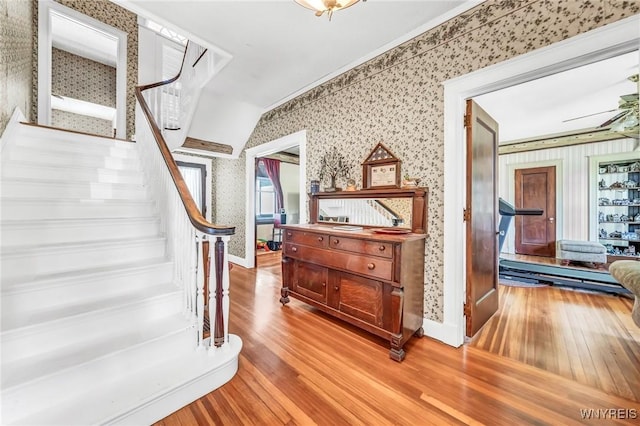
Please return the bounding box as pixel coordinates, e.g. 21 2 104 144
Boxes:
243 130 308 269
38 0 127 139
440 15 640 347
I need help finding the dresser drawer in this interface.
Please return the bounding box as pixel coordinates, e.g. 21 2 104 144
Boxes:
284 243 392 281
329 236 393 259
283 229 328 248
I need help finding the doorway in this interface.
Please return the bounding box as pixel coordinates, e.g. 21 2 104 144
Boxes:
244 131 307 269
38 0 127 138
514 166 557 257
441 15 639 347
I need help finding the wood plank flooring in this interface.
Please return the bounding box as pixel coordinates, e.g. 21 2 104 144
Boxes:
156 252 640 425
471 283 640 402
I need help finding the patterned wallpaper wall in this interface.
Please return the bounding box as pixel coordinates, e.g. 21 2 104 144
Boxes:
51 109 113 137
52 47 116 107
32 0 138 139
51 47 116 136
0 0 33 134
220 0 640 323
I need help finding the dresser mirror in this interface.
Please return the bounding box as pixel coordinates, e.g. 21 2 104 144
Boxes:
310 187 427 233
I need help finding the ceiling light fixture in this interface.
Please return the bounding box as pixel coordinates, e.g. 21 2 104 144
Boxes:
294 0 362 20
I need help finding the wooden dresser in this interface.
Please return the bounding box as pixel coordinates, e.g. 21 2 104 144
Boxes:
280 224 425 361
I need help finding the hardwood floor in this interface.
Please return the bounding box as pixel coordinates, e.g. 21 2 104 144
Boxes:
156 253 640 425
471 283 640 402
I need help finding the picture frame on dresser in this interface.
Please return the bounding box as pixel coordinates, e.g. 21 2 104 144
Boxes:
362 142 401 190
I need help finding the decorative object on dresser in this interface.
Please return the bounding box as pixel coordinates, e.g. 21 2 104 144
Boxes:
280 187 427 361
319 146 350 192
362 142 401 190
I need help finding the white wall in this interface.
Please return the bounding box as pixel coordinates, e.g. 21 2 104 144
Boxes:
280 162 300 224
189 90 263 157
499 138 636 254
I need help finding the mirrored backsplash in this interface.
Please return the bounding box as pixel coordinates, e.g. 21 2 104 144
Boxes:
318 198 413 228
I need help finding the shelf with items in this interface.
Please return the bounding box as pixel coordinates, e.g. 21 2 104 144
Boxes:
596 157 640 260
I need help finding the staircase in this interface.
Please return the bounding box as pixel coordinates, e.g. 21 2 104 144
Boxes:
0 122 240 425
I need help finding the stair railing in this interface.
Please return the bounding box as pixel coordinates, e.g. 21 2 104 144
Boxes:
135 41 234 352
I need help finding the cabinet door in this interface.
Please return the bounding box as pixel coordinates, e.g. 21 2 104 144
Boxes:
329 271 384 328
292 261 328 303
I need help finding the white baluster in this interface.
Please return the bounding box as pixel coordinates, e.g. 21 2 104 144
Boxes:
196 235 205 349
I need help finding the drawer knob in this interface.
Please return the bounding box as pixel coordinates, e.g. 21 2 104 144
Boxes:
333 239 340 245
322 282 326 287
379 245 386 251
334 286 339 291
367 263 375 270
291 246 298 252
318 236 324 242
287 232 292 236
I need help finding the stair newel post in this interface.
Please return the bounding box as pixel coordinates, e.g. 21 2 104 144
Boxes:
207 237 217 351
220 235 231 346
209 236 230 350
195 233 206 349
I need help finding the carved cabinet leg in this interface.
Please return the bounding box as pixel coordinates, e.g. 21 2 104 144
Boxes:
389 334 405 362
280 286 290 305
389 347 406 362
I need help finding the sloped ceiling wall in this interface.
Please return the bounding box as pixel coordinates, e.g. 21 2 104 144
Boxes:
218 0 640 323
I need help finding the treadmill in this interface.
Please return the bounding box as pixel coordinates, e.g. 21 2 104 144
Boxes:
497 198 628 295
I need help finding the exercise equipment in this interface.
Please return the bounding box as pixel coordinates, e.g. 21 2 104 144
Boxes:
497 198 628 295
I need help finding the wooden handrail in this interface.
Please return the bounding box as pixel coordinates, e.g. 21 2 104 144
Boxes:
135 42 234 236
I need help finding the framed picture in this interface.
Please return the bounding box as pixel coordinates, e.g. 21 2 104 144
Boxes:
362 142 401 189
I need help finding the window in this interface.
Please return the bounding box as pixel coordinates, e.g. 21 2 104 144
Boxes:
256 160 276 215
177 161 206 216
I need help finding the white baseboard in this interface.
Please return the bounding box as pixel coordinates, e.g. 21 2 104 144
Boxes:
228 254 250 268
422 318 463 348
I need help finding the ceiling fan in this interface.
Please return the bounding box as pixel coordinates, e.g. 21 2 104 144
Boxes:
562 74 639 138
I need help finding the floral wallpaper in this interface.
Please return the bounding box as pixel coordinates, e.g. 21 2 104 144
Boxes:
221 0 640 323
50 48 116 136
52 48 116 107
32 0 138 139
0 0 33 133
51 110 113 137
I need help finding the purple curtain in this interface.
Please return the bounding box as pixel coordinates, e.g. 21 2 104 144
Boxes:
262 158 284 213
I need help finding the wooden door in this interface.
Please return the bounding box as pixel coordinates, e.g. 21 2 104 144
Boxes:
465 99 499 338
514 166 556 257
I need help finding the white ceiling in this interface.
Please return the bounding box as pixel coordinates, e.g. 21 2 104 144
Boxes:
113 0 638 148
119 0 473 109
475 50 640 143
51 12 118 67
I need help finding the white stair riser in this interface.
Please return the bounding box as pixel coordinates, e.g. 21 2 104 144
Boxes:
18 125 130 146
1 163 145 184
1 218 161 247
1 292 183 365
2 180 148 200
8 147 141 170
1 200 156 220
2 327 193 424
1 239 167 282
1 262 173 315
16 137 138 159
